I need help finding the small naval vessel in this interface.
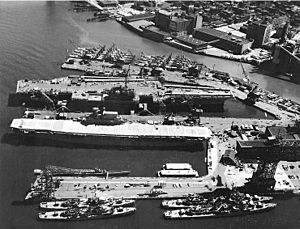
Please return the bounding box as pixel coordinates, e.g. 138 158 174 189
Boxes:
40 197 135 210
39 206 136 221
163 202 277 219
162 194 273 209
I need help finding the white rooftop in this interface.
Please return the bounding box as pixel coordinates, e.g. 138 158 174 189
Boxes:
164 163 192 170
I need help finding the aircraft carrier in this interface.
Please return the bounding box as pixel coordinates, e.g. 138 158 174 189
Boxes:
10 118 212 150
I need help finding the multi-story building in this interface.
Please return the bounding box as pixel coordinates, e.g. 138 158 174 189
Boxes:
246 20 273 47
154 10 202 36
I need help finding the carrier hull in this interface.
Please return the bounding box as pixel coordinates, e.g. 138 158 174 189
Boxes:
13 131 205 150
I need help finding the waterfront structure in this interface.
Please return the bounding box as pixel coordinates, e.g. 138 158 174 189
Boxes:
193 27 253 54
272 44 300 83
246 20 272 47
171 35 208 53
10 118 212 150
141 25 170 42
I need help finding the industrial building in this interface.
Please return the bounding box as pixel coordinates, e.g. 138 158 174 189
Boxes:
237 126 300 161
236 139 300 161
193 27 253 54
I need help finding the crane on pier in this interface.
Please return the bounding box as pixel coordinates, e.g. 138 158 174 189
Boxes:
241 63 251 86
240 62 261 105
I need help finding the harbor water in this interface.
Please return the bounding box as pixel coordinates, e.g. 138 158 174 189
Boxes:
0 2 299 229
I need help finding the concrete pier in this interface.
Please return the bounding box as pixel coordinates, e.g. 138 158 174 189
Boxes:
27 176 216 200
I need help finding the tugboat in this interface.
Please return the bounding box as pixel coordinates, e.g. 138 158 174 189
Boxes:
163 202 277 219
38 206 136 221
40 198 135 211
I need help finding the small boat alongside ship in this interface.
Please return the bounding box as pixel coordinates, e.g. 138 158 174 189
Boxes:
38 206 136 221
34 165 130 177
40 198 135 211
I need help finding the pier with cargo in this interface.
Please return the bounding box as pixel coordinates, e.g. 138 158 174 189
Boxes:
9 44 300 120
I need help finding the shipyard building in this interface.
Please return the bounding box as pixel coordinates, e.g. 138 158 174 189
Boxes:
193 27 253 54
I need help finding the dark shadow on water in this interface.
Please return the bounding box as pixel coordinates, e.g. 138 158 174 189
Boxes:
11 200 38 206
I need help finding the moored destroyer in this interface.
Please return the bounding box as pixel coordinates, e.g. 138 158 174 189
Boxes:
38 206 136 221
163 189 277 219
161 193 273 209
40 197 135 210
163 202 277 219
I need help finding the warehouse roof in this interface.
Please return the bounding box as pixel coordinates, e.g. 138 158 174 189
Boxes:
176 35 207 46
195 27 252 45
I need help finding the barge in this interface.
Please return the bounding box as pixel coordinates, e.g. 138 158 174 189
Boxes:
157 163 199 177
